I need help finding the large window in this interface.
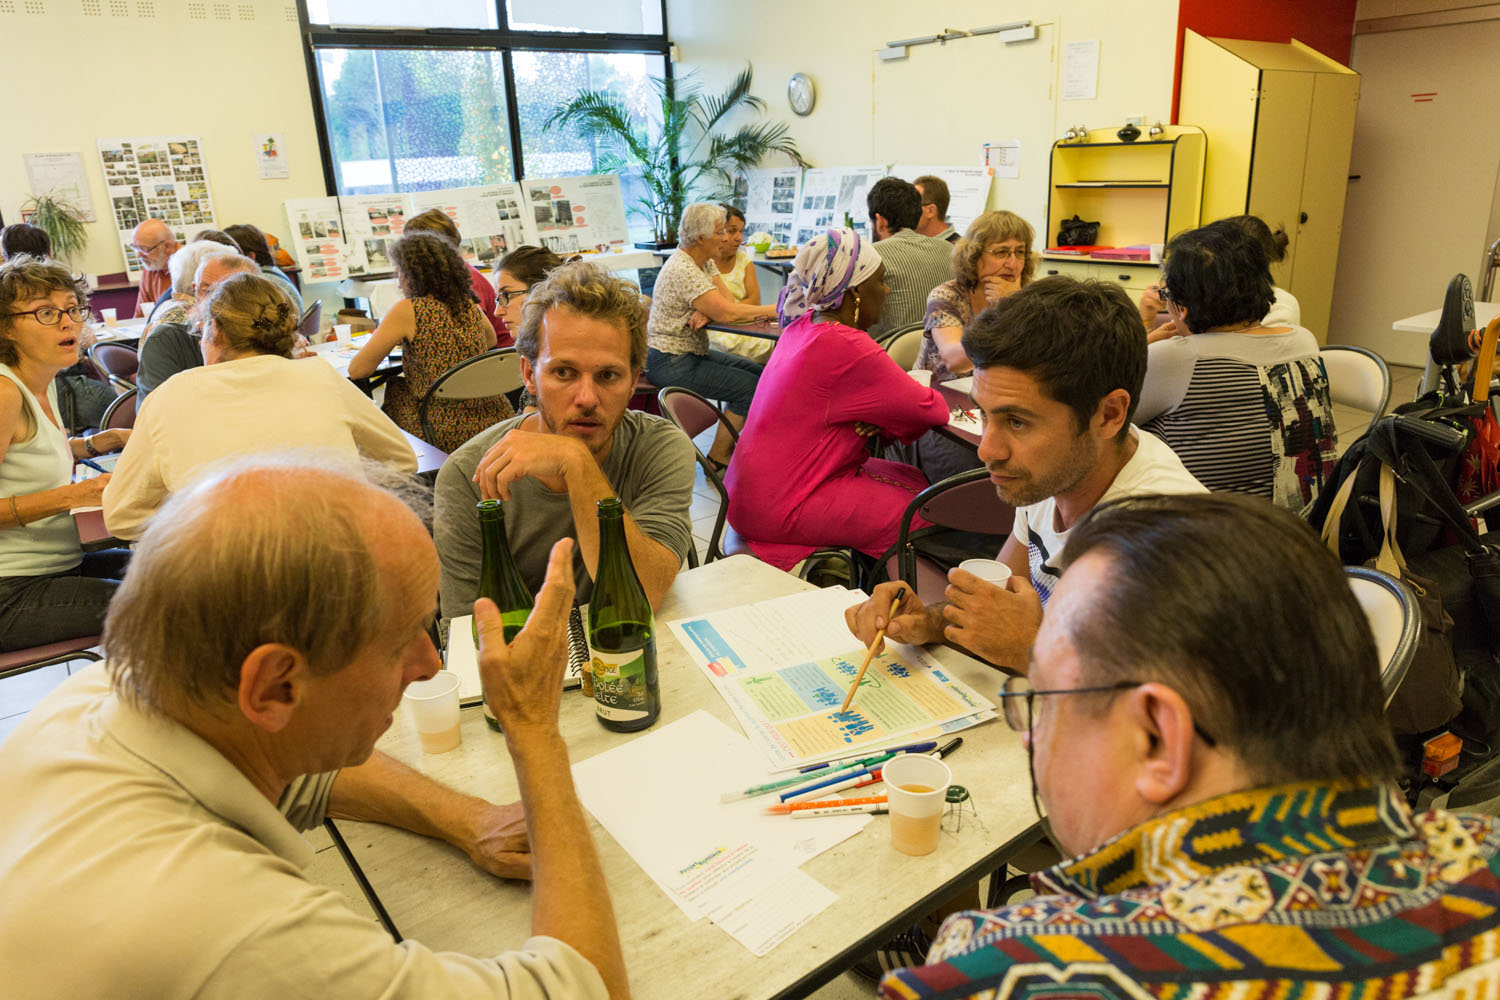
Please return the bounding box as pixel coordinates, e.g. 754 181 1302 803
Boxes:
301 0 670 241
317 48 514 195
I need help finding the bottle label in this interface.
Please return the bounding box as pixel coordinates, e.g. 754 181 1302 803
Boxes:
590 647 651 721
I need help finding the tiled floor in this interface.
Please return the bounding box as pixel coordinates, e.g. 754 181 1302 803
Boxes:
0 364 1423 1000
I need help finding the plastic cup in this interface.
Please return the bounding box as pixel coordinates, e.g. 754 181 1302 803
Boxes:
334 323 353 344
958 558 1012 586
402 671 462 753
883 754 951 856
100 308 117 326
908 369 933 387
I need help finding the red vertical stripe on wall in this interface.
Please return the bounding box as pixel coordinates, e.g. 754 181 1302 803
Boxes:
1172 0 1358 122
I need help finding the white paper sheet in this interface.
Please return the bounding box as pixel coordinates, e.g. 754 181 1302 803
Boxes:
741 167 802 245
666 590 995 770
1063 40 1100 101
572 710 858 943
982 141 1023 181
24 152 95 221
943 375 973 394
523 174 631 254
793 166 887 244
888 165 994 237
97 136 217 280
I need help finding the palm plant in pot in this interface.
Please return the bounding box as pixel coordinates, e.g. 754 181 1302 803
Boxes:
545 65 808 249
21 193 90 267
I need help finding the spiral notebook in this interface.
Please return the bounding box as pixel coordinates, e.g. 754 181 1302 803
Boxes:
444 605 587 704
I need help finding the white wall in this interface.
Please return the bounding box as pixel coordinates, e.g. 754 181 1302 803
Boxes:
0 0 324 279
1328 18 1500 363
665 0 1180 242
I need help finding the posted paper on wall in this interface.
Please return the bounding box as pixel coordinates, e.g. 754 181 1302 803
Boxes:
888 164 994 236
740 167 802 244
1062 40 1100 101
97 136 217 280
794 166 887 244
24 152 95 221
524 174 631 255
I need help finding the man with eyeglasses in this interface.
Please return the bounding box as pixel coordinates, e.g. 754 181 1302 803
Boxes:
879 492 1500 998
129 219 180 318
865 177 953 338
136 252 259 399
847 276 1203 673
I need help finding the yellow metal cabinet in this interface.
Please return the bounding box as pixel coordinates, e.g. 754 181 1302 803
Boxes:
1040 126 1205 306
1179 31 1360 341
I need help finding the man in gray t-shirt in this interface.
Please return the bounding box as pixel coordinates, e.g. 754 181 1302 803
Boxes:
434 261 695 619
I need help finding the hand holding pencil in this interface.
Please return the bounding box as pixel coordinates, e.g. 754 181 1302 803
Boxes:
839 586 907 715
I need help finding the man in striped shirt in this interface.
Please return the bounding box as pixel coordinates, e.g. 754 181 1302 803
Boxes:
866 177 953 339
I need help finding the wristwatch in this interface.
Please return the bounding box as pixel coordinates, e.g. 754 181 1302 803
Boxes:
83 434 101 457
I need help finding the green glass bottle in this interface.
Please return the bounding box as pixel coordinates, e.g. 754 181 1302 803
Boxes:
474 499 533 732
587 497 660 732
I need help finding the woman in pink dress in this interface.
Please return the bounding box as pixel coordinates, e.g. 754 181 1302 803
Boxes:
725 228 950 570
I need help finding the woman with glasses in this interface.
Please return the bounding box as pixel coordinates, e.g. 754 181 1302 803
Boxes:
1136 221 1335 509
494 245 566 412
916 210 1036 384
0 256 131 651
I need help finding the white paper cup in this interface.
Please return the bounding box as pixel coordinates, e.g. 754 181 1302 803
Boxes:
402 671 462 753
958 558 1012 586
100 308 117 326
883 754 951 856
1150 243 1165 264
908 368 933 387
334 323 353 344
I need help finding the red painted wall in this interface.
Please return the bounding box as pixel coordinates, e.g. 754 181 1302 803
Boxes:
1172 0 1359 121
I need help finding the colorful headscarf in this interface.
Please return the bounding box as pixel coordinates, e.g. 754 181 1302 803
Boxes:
777 228 883 326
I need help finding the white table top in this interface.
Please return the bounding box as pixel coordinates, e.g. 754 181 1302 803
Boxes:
91 317 148 343
307 331 400 379
1392 301 1500 333
325 555 1038 999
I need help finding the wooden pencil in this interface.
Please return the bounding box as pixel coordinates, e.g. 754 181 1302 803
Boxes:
838 586 907 715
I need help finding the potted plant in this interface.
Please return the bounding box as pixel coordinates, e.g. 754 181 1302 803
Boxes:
21 193 90 267
545 65 808 249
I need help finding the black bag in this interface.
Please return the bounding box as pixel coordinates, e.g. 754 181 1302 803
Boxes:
1055 214 1100 247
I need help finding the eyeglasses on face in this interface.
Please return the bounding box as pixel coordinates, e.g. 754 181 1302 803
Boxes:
982 246 1028 260
3 304 89 327
997 674 1217 746
131 238 168 255
497 287 529 306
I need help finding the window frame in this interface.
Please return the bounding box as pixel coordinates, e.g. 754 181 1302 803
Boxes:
296 0 672 196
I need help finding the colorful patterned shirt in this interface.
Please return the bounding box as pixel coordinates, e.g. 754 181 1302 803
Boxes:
879 781 1500 999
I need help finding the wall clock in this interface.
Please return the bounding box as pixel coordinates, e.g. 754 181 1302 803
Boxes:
787 73 816 116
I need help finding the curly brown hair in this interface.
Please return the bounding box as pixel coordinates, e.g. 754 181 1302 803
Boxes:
0 255 88 366
390 231 477 321
952 211 1036 294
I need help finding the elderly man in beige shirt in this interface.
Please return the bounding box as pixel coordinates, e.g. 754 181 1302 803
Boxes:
0 456 628 999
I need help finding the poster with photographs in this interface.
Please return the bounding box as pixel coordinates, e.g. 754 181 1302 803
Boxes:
525 175 630 256
97 136 217 280
407 182 539 267
283 197 349 283
793 166 887 245
337 194 408 276
741 167 802 245
887 164 994 237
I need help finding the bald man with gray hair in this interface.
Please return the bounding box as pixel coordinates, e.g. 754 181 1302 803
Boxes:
0 455 627 999
130 218 181 317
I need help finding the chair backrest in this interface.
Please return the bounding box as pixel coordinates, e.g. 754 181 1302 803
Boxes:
419 349 525 443
1320 345 1391 434
891 467 1014 601
1345 566 1420 707
882 325 925 371
657 386 740 560
298 300 322 341
89 342 139 388
101 387 138 430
